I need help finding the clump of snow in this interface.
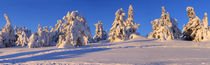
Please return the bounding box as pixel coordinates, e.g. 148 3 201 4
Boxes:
0 14 16 48
148 6 181 41
109 5 140 42
129 33 141 39
56 11 93 48
182 7 210 42
93 21 107 42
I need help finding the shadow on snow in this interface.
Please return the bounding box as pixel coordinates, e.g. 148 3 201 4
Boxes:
0 49 57 59
0 39 161 64
0 48 110 64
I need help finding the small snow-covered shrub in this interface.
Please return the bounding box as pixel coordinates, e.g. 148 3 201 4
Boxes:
93 21 107 42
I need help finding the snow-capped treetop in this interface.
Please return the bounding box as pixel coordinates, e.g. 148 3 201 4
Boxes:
55 20 63 32
2 14 14 34
95 21 104 34
185 7 202 30
203 12 208 29
4 14 11 25
187 7 197 20
162 6 166 14
128 5 134 22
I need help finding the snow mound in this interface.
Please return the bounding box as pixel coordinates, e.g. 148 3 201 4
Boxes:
129 33 142 39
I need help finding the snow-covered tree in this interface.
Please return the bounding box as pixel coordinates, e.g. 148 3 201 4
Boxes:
93 21 107 42
0 14 16 48
109 5 140 42
148 6 181 41
109 8 128 42
126 5 140 37
28 10 95 48
28 32 40 48
182 7 210 42
14 26 31 47
28 24 53 48
56 11 93 48
16 32 28 47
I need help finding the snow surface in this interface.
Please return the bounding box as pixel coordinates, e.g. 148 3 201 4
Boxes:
1 35 210 65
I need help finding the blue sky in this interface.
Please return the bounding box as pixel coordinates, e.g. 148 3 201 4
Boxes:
0 0 209 36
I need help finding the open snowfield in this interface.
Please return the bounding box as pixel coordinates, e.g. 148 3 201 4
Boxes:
1 36 210 65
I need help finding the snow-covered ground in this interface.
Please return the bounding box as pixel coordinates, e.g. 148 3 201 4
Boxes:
1 36 210 65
